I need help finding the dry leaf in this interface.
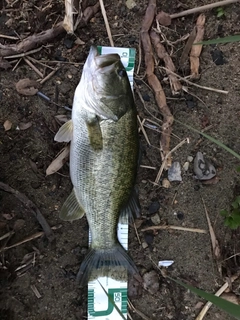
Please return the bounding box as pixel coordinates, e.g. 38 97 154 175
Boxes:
18 122 32 130
3 120 12 131
46 145 70 175
75 37 85 45
55 115 69 124
16 78 39 96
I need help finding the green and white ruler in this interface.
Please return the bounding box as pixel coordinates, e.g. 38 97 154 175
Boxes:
88 46 136 320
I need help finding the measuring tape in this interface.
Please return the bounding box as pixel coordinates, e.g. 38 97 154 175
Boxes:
87 46 136 320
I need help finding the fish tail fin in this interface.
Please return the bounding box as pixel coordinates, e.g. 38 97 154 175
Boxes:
76 244 140 286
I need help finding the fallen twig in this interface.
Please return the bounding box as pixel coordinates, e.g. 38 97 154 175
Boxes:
201 197 221 274
99 0 114 46
160 67 229 94
0 182 54 242
195 271 240 320
0 225 61 253
141 0 174 169
155 137 189 184
170 0 239 20
190 14 205 79
150 30 182 95
141 225 207 234
0 2 100 58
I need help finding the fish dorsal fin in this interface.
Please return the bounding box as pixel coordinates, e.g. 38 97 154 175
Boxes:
59 189 85 221
54 120 73 142
86 116 103 150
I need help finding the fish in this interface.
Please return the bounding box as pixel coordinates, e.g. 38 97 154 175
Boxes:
54 46 141 286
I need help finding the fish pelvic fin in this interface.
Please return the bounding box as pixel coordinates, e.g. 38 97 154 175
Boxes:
59 189 85 221
54 119 73 142
76 244 141 287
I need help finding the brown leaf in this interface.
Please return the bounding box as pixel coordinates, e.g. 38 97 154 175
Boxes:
2 213 15 220
0 58 12 70
55 114 69 124
3 120 12 131
16 78 39 96
46 145 70 176
156 11 171 26
18 122 32 130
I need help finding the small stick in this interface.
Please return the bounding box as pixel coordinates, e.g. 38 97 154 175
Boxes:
150 30 182 95
27 56 56 70
39 67 61 84
23 57 44 78
4 47 44 59
99 0 114 47
170 0 239 19
137 115 151 146
141 225 207 234
0 232 44 253
128 300 152 320
30 285 42 299
133 220 141 245
160 67 229 94
140 165 156 170
0 34 19 40
0 231 15 241
190 14 205 79
0 182 54 242
201 197 221 274
155 137 189 184
195 272 240 320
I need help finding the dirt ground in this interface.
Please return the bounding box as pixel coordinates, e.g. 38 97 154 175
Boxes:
0 0 240 319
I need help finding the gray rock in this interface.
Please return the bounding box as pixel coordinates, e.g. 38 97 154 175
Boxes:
168 162 182 182
194 152 216 180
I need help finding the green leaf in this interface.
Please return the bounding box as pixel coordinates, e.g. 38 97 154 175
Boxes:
169 277 240 319
232 201 239 209
175 120 240 161
236 167 240 172
236 196 240 205
220 209 228 217
195 35 240 45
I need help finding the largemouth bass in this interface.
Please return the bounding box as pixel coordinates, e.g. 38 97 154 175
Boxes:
55 46 140 286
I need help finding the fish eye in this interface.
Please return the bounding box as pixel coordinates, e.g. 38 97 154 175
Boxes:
117 69 127 77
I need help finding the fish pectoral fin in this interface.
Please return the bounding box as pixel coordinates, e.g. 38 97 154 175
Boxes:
86 116 103 150
54 120 73 143
120 187 141 222
60 189 85 221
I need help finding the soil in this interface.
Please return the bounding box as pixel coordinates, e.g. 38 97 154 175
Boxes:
1 1 240 319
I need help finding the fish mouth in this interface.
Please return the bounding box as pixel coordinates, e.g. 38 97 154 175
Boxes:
88 46 120 70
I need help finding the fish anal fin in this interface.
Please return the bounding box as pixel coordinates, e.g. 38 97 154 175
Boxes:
60 189 85 221
54 120 73 143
